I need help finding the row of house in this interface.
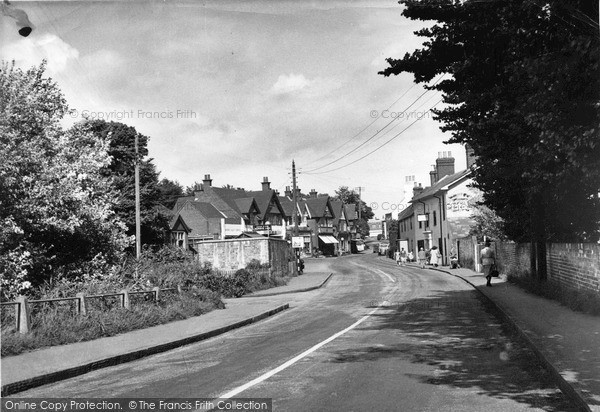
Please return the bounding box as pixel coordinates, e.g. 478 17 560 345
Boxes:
169 175 360 256
396 147 480 265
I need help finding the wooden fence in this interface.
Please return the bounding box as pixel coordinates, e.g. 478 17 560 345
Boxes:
0 286 180 334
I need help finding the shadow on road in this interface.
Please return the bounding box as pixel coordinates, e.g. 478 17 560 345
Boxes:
332 289 575 411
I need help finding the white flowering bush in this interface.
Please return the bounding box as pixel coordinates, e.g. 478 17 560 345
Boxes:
0 61 130 300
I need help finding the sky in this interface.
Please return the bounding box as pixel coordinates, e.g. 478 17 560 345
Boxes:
1 0 467 219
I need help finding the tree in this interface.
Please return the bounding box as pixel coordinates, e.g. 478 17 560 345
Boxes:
468 200 508 242
0 61 129 298
79 120 170 245
157 178 184 209
380 1 600 276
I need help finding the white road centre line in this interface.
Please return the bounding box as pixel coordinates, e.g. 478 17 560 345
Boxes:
218 301 390 399
375 268 396 283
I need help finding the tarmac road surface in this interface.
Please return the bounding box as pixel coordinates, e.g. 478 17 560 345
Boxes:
18 254 575 411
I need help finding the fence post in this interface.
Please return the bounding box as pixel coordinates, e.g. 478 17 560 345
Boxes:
153 286 160 302
76 293 87 315
121 289 130 309
17 296 30 334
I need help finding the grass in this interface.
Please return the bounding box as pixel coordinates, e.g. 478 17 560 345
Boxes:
506 273 600 316
1 289 223 357
1 249 291 357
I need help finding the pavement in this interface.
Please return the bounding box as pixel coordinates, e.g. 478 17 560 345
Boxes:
0 271 332 396
422 263 600 412
2 262 599 411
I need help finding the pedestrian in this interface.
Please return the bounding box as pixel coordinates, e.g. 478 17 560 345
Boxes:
480 239 496 287
400 248 408 266
394 249 400 265
430 246 442 267
418 247 427 268
408 250 414 262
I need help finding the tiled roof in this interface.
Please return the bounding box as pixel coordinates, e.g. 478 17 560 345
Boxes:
331 200 344 225
246 190 285 220
173 196 194 212
174 201 225 237
234 197 257 214
344 203 357 220
410 169 471 203
189 202 225 219
305 196 332 218
398 204 414 221
278 196 296 217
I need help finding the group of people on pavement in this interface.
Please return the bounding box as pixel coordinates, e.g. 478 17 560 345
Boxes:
392 240 498 287
394 246 442 268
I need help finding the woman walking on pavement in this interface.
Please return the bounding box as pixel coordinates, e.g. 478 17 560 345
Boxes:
418 247 427 268
430 246 441 267
480 239 496 287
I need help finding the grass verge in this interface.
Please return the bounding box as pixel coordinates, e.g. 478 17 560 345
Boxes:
1 289 223 357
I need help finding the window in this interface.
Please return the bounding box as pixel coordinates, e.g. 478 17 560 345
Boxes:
410 219 413 230
433 211 437 226
419 221 422 229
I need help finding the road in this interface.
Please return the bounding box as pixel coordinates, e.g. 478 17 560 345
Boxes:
18 253 574 411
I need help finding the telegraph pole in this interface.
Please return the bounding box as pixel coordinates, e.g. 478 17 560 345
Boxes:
291 160 300 276
134 133 141 266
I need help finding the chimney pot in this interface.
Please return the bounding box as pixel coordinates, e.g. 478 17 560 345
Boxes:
261 177 271 191
202 174 212 189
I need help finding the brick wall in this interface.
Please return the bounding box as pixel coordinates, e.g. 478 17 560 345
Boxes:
494 242 531 278
547 243 600 294
458 239 600 296
195 237 290 276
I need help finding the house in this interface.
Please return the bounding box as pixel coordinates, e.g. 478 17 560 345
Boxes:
397 203 415 254
172 201 228 243
170 174 288 244
332 201 358 254
302 194 338 256
408 150 479 265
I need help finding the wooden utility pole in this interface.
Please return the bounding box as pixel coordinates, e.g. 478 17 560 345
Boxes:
291 160 299 276
135 133 141 264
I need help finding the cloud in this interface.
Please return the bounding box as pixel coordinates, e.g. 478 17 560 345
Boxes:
269 73 311 95
0 33 79 74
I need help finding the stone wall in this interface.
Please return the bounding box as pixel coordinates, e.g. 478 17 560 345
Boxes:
195 237 290 276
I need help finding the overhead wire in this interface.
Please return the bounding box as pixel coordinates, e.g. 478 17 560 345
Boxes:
305 98 444 175
303 82 418 167
304 73 446 173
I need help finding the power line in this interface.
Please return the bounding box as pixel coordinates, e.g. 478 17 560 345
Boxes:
304 74 446 173
303 82 418 167
305 98 443 175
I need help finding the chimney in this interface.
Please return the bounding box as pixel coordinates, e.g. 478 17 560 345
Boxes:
413 182 424 198
309 189 318 198
436 151 455 180
430 165 438 186
261 176 271 191
284 186 292 198
202 174 212 191
465 144 477 169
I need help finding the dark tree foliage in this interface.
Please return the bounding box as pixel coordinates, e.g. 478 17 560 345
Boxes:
157 178 184 209
380 0 600 242
83 120 170 245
